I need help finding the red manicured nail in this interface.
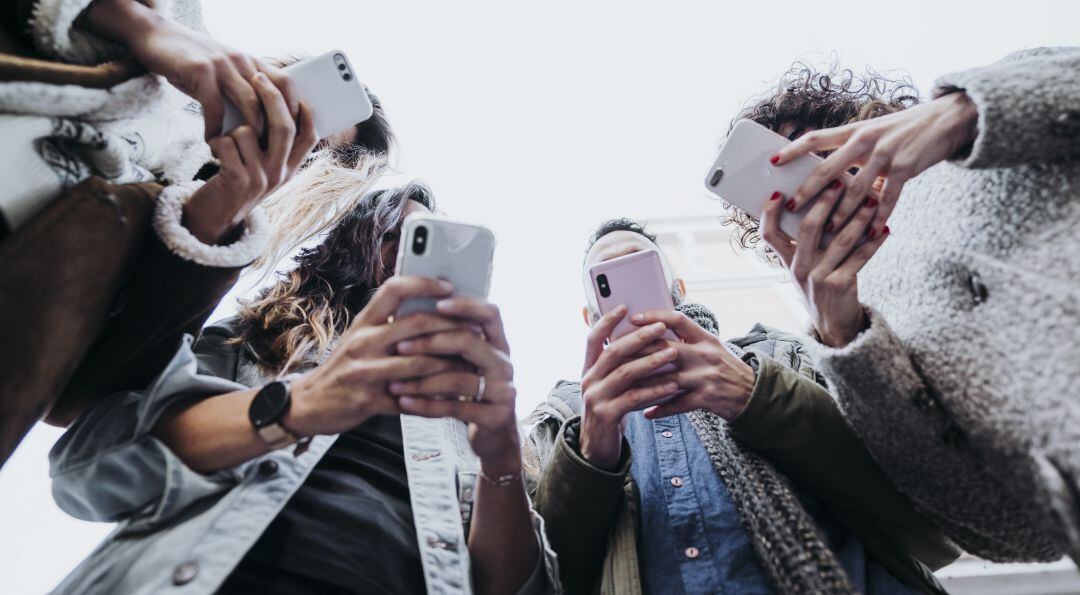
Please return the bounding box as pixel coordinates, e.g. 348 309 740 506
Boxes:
865 197 878 209
829 179 842 190
867 228 878 239
770 191 782 201
824 221 835 233
770 154 780 165
882 225 891 236
785 198 796 212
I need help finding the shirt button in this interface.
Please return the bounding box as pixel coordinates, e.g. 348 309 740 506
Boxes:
661 431 674 438
172 561 199 585
257 460 279 476
684 547 700 559
670 477 684 487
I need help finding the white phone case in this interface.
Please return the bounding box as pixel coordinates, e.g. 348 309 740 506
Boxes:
221 50 374 140
394 215 496 318
704 120 848 241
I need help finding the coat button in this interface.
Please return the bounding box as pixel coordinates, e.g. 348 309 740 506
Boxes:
911 388 934 410
968 274 988 304
172 561 198 585
942 425 968 448
257 460 279 476
1050 110 1080 138
107 291 128 319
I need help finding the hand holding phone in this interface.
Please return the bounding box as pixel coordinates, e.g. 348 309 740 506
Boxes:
704 120 867 247
221 50 374 140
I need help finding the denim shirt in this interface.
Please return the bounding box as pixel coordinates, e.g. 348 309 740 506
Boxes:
625 411 918 595
48 324 559 595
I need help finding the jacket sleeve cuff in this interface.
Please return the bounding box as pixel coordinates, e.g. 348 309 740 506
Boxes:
557 416 632 483
727 353 782 445
933 47 1080 169
152 181 269 268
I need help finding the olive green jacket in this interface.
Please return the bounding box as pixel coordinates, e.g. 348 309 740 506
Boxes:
523 325 961 595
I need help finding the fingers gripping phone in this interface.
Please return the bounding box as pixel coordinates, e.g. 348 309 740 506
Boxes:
394 215 495 318
221 50 374 140
588 249 679 373
704 120 853 243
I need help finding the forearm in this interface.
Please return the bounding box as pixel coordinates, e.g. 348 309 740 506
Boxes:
468 451 539 595
729 352 959 569
809 307 1059 560
83 0 159 47
935 47 1080 169
153 388 271 473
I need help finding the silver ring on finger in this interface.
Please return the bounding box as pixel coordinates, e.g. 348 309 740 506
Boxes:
475 375 487 403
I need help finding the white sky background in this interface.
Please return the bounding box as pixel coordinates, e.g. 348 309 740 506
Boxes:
2 1 1078 592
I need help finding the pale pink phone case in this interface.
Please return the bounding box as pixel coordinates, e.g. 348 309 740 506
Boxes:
589 250 679 382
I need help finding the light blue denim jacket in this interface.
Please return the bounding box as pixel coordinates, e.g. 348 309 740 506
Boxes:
48 320 559 594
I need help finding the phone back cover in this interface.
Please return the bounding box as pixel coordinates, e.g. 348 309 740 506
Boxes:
590 250 677 341
395 216 495 318
704 119 821 239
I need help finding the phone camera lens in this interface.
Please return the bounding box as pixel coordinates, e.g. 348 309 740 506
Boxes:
343 73 352 81
412 226 428 255
597 274 611 298
338 63 347 71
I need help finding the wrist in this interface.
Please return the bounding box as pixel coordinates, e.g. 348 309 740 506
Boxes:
578 412 623 470
943 92 979 156
86 0 161 46
182 183 250 245
281 372 316 437
479 450 522 478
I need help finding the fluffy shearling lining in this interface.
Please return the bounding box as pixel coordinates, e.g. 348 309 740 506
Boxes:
152 181 269 268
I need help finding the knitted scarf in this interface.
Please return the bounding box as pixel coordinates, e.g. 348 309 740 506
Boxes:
676 302 857 594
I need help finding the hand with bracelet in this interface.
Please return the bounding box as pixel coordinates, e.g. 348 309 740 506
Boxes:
384 296 540 595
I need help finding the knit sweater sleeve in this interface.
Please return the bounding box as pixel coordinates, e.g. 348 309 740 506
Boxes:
935 47 1080 169
808 307 1062 562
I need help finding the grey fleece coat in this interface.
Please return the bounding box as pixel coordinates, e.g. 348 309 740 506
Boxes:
810 47 1080 564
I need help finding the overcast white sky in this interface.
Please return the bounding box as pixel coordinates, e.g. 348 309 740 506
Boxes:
2 1 1078 592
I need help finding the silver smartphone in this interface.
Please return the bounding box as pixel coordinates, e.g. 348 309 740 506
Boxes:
221 49 374 140
393 215 496 318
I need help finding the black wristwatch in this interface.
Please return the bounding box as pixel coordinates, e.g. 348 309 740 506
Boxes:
249 378 302 450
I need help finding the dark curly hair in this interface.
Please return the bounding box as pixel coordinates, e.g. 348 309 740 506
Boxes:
722 62 920 260
232 182 435 373
584 217 657 259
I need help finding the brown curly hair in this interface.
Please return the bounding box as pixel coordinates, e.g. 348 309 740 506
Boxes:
231 183 435 374
721 62 920 260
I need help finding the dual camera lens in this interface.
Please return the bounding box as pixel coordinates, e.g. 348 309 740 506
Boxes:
412 226 428 256
596 274 611 298
334 54 352 82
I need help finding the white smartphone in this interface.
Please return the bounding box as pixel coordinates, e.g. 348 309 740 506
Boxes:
221 50 374 140
704 119 853 242
394 215 496 318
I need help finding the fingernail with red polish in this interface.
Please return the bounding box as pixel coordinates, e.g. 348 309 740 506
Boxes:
770 191 782 201
785 198 797 212
830 180 842 190
824 221 835 233
882 225 891 236
867 228 878 240
770 154 780 165
865 197 878 209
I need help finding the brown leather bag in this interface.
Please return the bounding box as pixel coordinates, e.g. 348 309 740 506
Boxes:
0 51 240 467
0 178 161 464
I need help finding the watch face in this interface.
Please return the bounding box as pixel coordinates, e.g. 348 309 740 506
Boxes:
249 381 290 428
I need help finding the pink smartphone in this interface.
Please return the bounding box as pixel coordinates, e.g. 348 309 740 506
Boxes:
704 119 857 245
588 249 679 373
